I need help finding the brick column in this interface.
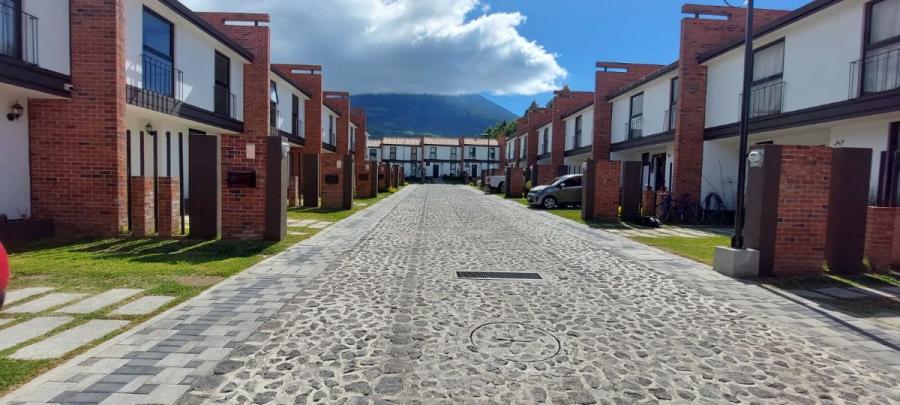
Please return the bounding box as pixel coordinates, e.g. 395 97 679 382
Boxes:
379 163 389 192
320 153 345 210
324 91 351 155
641 188 656 217
272 64 323 207
549 90 594 169
287 150 300 206
157 177 181 238
390 166 399 188
351 108 369 196
526 107 551 167
29 0 127 236
200 13 272 240
498 136 507 168
505 167 524 198
129 176 154 237
865 207 900 272
399 167 405 185
586 160 622 222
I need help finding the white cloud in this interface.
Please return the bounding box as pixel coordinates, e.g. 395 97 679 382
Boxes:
183 0 566 95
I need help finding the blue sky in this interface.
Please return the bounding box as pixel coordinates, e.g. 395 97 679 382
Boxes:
482 0 810 115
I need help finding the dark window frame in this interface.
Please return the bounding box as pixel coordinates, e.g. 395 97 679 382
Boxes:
429 146 437 159
1 0 23 59
411 147 418 161
489 147 496 159
861 0 900 95
213 51 230 117
469 146 476 158
451 147 458 159
628 92 644 139
542 128 550 153
574 116 583 148
269 80 279 130
750 38 786 87
668 77 679 131
142 7 175 97
291 94 300 137
389 146 397 160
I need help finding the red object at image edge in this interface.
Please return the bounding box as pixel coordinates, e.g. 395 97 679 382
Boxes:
0 241 8 292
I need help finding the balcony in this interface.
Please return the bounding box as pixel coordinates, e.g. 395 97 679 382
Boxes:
214 85 236 119
0 2 38 65
850 48 900 98
742 80 784 119
128 54 184 114
626 116 643 139
269 108 280 136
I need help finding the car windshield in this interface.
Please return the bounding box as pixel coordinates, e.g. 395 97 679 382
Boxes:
549 177 566 186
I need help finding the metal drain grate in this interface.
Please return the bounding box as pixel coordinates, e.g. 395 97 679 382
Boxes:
456 271 543 280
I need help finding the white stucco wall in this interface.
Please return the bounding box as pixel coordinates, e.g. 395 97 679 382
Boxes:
322 107 338 146
23 0 70 75
564 105 594 150
537 124 552 155
704 0 865 128
125 0 246 119
424 145 457 160
125 114 192 199
270 74 308 134
611 72 677 143
0 91 31 219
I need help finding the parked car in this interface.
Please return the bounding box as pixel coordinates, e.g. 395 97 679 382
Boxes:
485 174 506 193
527 174 583 209
0 242 8 309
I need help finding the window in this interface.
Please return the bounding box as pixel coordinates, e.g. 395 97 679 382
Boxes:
292 95 301 137
469 147 476 158
369 148 377 160
520 136 526 158
667 77 679 131
350 127 356 151
328 114 335 145
429 146 437 159
561 176 582 188
574 116 583 148
750 40 785 117
628 93 643 139
389 146 397 160
488 148 496 160
451 147 458 160
411 147 418 160
542 128 549 154
214 52 231 117
863 0 900 93
142 8 175 96
269 81 279 131
0 0 21 59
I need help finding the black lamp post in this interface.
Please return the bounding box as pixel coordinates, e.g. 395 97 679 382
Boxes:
727 0 755 249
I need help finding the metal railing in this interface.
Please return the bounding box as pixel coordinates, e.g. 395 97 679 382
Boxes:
141 54 183 100
0 2 38 65
663 108 677 131
269 109 280 136
744 80 784 118
213 85 236 119
293 118 303 138
626 116 643 139
850 48 900 98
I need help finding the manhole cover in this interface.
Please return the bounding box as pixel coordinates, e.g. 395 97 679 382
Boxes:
469 322 561 362
456 271 542 280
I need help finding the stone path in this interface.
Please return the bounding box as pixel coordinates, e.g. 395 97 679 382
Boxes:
58 289 143 314
5 184 900 404
3 293 87 314
110 296 176 316
0 317 72 351
11 320 130 360
4 287 56 305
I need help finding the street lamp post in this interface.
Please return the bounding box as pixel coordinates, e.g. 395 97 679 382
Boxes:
729 0 755 249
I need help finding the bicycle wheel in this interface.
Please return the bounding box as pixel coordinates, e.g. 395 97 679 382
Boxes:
657 202 672 223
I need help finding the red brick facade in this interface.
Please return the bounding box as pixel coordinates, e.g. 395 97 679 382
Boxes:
129 176 154 237
772 146 832 276
525 107 551 166
157 177 181 238
531 164 555 187
350 108 371 197
390 165 399 188
864 206 900 272
587 160 622 222
320 153 345 210
200 12 272 240
506 167 524 198
324 91 351 155
592 62 665 160
272 64 323 207
549 90 594 169
379 163 389 192
29 0 127 236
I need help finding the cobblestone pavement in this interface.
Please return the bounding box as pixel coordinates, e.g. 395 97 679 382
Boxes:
7 184 900 404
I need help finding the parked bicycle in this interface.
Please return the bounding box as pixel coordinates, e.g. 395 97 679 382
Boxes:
701 192 728 226
656 193 703 225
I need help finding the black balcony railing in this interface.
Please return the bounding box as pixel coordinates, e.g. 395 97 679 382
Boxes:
663 108 677 131
141 54 183 100
850 48 900 98
743 80 784 118
627 116 643 139
269 109 280 136
213 85 236 119
0 2 38 65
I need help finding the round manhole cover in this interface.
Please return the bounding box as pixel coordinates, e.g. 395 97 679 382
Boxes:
470 322 561 362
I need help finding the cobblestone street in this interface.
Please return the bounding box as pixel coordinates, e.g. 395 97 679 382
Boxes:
7 184 900 404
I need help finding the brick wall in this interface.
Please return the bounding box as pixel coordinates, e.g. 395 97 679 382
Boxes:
320 153 344 210
129 176 154 237
532 164 555 186
526 108 551 166
324 92 350 154
29 0 127 236
588 160 622 222
379 163 389 191
157 177 181 238
390 165 399 188
592 62 665 160
200 13 272 240
506 167 524 198
673 5 789 203
550 90 594 169
350 108 370 196
772 146 832 276
864 206 900 272
641 188 656 217
498 136 507 168
272 64 322 206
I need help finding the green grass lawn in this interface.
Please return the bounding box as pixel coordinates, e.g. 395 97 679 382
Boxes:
0 189 397 395
633 235 731 265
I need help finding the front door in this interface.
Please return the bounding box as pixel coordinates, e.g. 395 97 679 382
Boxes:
652 153 666 191
432 164 439 178
471 164 478 177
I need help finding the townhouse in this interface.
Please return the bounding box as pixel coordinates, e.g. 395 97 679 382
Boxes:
422 137 461 178
461 137 501 177
0 0 372 242
367 136 501 179
380 137 423 178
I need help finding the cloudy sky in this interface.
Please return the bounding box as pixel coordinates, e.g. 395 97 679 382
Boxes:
184 0 809 114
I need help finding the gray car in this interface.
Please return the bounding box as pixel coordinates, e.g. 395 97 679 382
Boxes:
526 174 583 209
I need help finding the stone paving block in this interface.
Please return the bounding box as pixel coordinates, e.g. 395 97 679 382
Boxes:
814 287 870 299
0 316 72 351
2 293 88 313
10 320 129 360
57 289 144 314
144 384 190 403
308 221 332 229
3 287 55 304
111 296 176 315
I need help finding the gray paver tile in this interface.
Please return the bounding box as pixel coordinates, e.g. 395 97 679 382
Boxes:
2 293 88 313
0 316 72 351
10 320 129 360
814 287 870 299
110 296 176 315
3 287 55 304
57 289 143 314
0 318 13 327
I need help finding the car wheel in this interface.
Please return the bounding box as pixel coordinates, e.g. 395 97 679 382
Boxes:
542 196 558 209
498 182 505 193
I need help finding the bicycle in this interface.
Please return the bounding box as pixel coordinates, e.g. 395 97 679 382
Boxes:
701 192 728 226
656 193 704 225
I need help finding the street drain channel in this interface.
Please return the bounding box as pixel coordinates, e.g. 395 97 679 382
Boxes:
456 271 542 280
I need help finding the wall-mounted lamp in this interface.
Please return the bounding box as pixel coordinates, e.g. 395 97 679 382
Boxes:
144 122 154 134
7 102 23 121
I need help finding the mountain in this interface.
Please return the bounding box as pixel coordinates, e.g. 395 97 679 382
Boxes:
349 94 517 138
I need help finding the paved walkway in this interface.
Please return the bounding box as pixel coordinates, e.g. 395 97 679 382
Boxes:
6 185 900 404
